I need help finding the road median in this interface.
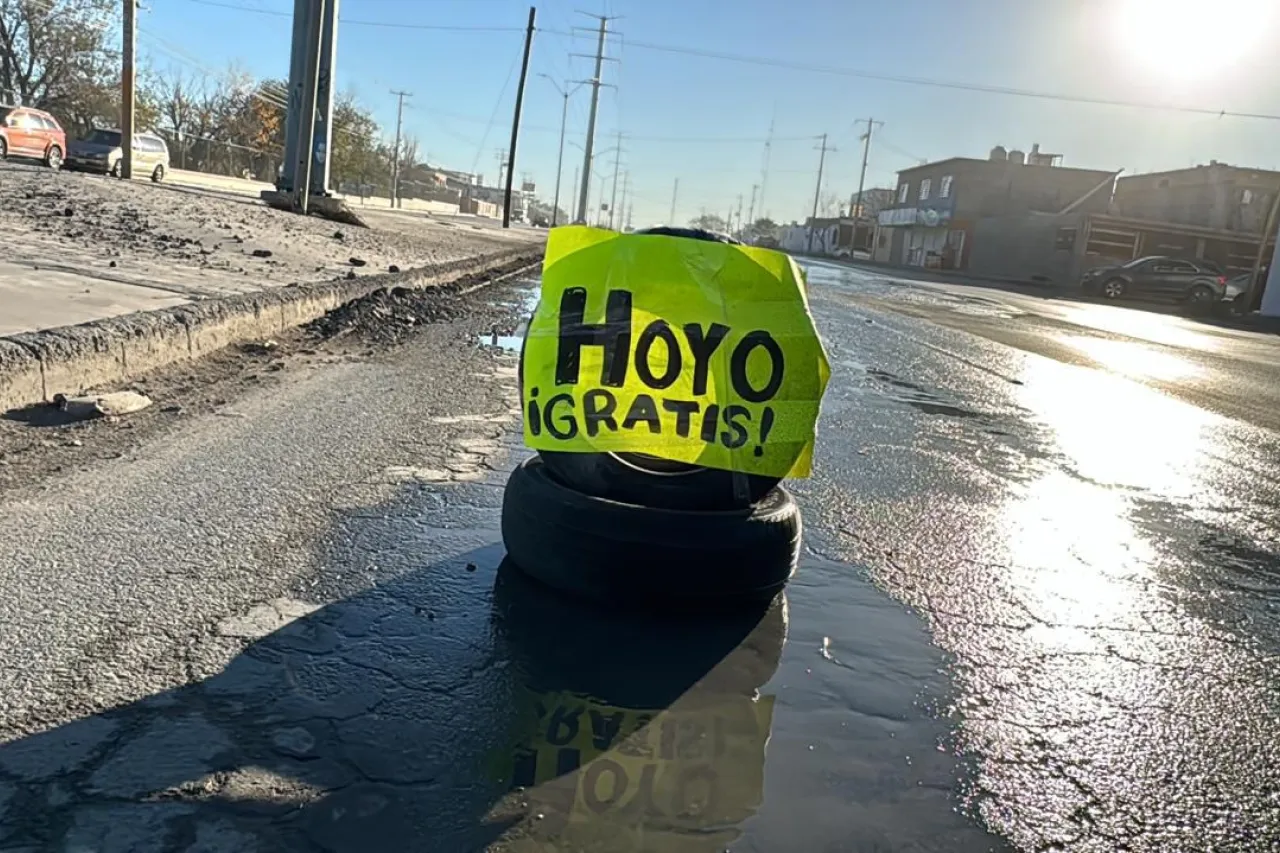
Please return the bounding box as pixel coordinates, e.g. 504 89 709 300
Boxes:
0 247 543 413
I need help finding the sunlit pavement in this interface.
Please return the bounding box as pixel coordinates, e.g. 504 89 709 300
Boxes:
798 259 1280 850
0 265 1278 850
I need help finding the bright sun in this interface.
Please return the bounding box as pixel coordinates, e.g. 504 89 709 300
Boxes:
1113 0 1274 81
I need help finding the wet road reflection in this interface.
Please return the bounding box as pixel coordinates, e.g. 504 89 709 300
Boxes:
0 450 999 851
801 260 1280 851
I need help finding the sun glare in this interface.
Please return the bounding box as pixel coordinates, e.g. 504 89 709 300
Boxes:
1112 0 1273 81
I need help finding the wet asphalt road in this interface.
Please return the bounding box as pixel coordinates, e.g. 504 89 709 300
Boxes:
1 264 1279 851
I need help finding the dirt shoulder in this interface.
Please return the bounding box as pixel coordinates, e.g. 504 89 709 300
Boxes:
0 162 541 331
0 260 535 495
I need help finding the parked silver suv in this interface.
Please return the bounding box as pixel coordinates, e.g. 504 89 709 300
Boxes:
66 129 169 182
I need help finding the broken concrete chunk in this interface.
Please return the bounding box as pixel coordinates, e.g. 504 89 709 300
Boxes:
251 249 273 258
53 391 153 420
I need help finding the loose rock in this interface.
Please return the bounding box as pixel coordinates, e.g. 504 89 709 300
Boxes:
53 391 153 420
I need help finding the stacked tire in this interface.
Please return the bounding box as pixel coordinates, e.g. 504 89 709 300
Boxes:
501 227 803 608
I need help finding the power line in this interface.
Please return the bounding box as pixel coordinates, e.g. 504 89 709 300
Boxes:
558 34 1280 121
181 0 525 31
172 0 1280 120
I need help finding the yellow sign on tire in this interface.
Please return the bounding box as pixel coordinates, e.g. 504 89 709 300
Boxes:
522 226 830 479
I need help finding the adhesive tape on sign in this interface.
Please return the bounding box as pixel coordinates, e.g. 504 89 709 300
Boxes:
521 226 831 479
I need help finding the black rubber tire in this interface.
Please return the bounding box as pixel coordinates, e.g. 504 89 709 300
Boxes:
537 449 780 511
0 137 7 160
44 145 61 170
1185 284 1217 315
491 559 786 707
151 164 165 183
109 159 121 178
501 456 800 607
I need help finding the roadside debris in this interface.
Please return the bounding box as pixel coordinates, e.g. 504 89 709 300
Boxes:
240 340 279 356
53 390 153 420
304 285 459 346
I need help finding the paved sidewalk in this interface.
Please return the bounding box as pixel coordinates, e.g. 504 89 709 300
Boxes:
0 262 189 335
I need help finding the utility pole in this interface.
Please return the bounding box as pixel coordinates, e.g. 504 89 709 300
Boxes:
618 171 630 232
540 75 581 228
495 149 508 193
503 6 536 229
609 131 623 230
572 13 619 223
669 177 678 224
293 0 326 213
389 90 411 208
808 133 834 254
571 165 580 224
746 183 758 231
852 117 883 219
734 194 743 236
121 0 137 180
1248 190 1280 313
758 113 775 220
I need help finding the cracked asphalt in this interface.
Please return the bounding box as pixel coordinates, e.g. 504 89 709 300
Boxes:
1 260 1279 851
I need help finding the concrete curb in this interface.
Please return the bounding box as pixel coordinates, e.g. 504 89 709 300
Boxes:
0 247 543 413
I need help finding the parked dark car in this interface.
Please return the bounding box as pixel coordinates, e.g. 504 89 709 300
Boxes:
1081 255 1227 308
0 105 66 169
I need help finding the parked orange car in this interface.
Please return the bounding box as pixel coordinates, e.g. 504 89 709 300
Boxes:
0 105 66 169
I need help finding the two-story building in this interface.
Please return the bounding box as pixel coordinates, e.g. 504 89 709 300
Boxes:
873 145 1116 275
1098 163 1280 280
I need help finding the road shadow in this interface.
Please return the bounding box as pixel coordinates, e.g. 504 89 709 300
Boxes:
0 402 89 427
0 539 786 852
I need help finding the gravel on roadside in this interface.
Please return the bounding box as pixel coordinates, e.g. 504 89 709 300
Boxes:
0 162 541 303
0 263 538 495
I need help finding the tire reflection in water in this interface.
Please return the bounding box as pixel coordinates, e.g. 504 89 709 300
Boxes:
487 560 787 852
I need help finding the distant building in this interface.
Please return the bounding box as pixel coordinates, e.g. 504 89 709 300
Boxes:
849 187 896 219
1112 162 1280 233
874 145 1116 270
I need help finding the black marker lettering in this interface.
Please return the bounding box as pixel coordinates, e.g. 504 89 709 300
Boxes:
699 403 720 443
633 320 682 389
582 389 619 437
661 399 700 438
555 287 633 387
582 759 628 814
729 330 785 403
683 322 730 395
546 704 583 746
673 764 718 818
754 406 775 457
720 405 751 449
621 394 662 433
543 394 578 439
525 386 542 435
589 710 626 751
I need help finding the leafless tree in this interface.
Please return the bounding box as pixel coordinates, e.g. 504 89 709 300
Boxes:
0 0 114 110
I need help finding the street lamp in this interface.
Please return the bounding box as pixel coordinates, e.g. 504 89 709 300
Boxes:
539 75 584 228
